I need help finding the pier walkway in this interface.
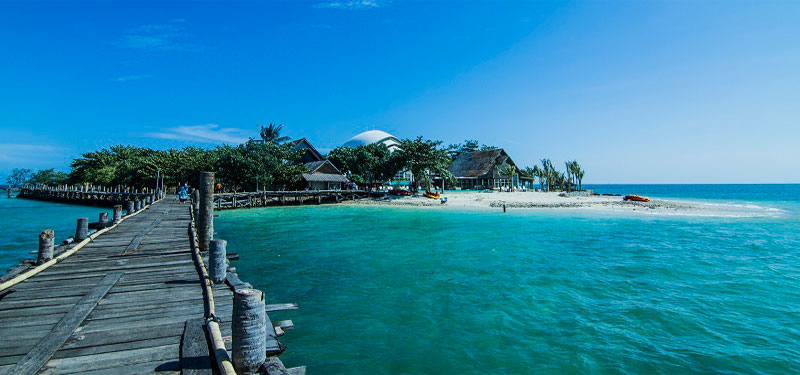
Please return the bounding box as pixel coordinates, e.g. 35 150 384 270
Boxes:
0 198 232 375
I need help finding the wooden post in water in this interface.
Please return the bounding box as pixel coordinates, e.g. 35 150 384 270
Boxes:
75 218 88 241
134 199 141 212
209 239 227 283
113 205 122 223
37 230 54 264
125 201 135 216
232 288 267 373
198 172 214 252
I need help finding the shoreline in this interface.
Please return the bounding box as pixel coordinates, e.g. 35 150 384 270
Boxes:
339 191 782 218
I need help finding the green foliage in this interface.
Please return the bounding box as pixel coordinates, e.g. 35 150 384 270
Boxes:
28 169 69 186
327 143 403 185
446 139 496 159
397 137 453 191
214 140 305 190
497 163 517 191
66 141 304 190
525 159 585 191
6 168 31 187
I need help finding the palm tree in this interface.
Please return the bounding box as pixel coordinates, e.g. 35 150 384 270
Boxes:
577 169 585 191
540 158 552 191
259 123 290 144
531 165 544 191
497 163 517 191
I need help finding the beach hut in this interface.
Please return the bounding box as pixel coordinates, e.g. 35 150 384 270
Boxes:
447 149 520 190
286 138 348 190
288 138 325 163
299 160 348 190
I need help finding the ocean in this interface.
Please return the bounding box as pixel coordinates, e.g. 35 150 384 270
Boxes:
2 185 799 374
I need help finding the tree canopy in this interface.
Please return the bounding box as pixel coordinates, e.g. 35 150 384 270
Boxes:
397 137 454 191
327 143 403 185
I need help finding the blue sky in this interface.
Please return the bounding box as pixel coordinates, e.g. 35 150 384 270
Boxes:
1 0 798 183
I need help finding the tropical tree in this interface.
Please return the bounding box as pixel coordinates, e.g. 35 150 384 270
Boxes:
28 169 69 186
397 137 452 192
259 123 290 144
497 163 517 191
6 168 31 187
327 143 404 187
214 140 304 190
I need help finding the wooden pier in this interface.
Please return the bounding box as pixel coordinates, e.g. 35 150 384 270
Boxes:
2 185 302 375
17 186 154 207
214 190 384 210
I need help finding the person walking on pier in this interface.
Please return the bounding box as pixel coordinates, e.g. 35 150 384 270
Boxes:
178 183 189 203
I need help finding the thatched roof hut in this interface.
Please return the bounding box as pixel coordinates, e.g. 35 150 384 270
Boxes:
447 149 519 190
449 149 517 178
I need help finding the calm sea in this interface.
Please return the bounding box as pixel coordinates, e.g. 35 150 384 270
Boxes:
0 191 112 271
2 185 799 374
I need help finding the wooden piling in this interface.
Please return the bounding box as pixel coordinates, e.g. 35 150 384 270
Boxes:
75 218 88 241
209 239 228 283
198 172 214 252
232 288 267 373
113 205 122 223
37 229 54 264
125 201 134 215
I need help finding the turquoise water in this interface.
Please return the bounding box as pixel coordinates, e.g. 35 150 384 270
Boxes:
2 186 799 374
214 185 800 375
0 191 111 271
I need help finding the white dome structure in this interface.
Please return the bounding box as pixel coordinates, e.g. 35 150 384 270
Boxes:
343 130 400 151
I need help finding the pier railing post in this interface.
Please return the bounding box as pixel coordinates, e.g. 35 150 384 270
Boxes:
209 239 228 283
198 172 214 252
37 229 54 264
113 205 122 223
125 201 135 216
75 218 88 242
192 189 200 213
232 288 267 373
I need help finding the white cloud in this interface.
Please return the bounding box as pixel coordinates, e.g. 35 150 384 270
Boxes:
0 144 65 162
114 74 153 82
315 0 382 9
146 124 250 144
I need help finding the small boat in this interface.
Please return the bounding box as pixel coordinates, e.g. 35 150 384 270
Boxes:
388 189 411 196
623 194 650 202
423 191 440 199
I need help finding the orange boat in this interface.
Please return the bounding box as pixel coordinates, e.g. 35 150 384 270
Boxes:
423 191 440 199
623 194 650 202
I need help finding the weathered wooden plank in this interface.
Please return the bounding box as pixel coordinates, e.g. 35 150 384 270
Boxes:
180 318 212 375
6 271 123 375
37 343 179 375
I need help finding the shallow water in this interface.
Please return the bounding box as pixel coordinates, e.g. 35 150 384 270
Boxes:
0 191 111 271
214 185 800 374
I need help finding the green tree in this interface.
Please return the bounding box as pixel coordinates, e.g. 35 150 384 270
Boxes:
6 168 31 187
28 169 69 186
397 137 453 192
497 163 517 191
214 140 304 190
328 143 403 187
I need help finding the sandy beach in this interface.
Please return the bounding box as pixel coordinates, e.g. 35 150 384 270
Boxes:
341 191 778 217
